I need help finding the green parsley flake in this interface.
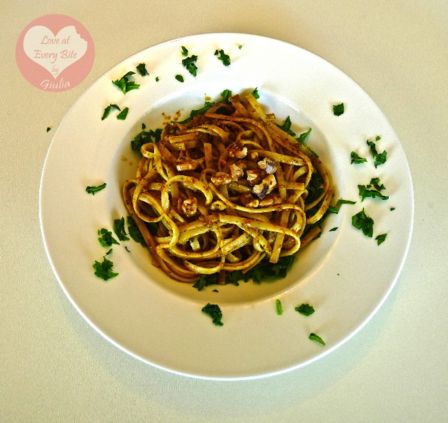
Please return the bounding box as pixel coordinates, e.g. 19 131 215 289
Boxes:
116 107 129 120
130 127 162 156
46 126 51 132
175 74 184 82
352 209 374 237
136 63 149 76
182 55 198 77
214 49 231 66
97 228 119 248
181 46 189 56
85 182 107 195
93 255 118 281
358 177 388 201
155 76 160 82
295 303 315 316
309 332 326 346
350 151 367 164
279 116 295 136
275 299 283 316
297 128 312 144
113 217 130 241
201 303 223 326
333 103 345 116
127 216 146 246
375 233 388 245
329 227 338 232
101 104 121 120
251 87 260 99
112 71 140 94
327 198 356 214
367 136 388 168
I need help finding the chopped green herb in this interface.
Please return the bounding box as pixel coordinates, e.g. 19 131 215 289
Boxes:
127 216 146 246
332 103 345 116
275 299 283 316
369 177 385 191
112 71 140 94
297 128 312 143
97 228 119 248
327 198 356 214
220 88 233 103
113 217 130 241
101 104 121 120
352 209 374 237
279 116 295 136
367 136 388 168
193 273 219 291
329 227 338 232
181 46 189 56
390 207 396 211
179 100 215 124
175 74 184 82
93 255 118 281
358 178 388 201
46 126 51 132
350 151 367 164
155 76 160 82
251 87 260 99
136 63 149 76
358 185 388 201
295 303 315 316
130 127 162 155
309 332 326 346
247 256 295 283
238 44 243 49
124 246 131 253
116 107 129 120
201 303 223 326
85 182 107 195
375 233 387 245
182 55 198 76
214 49 231 66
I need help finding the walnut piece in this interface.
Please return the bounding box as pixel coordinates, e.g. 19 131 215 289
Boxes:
181 197 198 217
229 163 244 180
253 174 277 199
228 142 248 159
257 158 277 174
211 172 232 186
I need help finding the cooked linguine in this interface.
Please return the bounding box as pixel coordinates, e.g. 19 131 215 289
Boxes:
123 92 334 283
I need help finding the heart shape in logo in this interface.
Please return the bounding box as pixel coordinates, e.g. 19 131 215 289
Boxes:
23 25 87 78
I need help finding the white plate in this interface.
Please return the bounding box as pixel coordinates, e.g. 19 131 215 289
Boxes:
39 33 414 380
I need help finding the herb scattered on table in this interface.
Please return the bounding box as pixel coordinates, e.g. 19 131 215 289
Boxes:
46 126 51 132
